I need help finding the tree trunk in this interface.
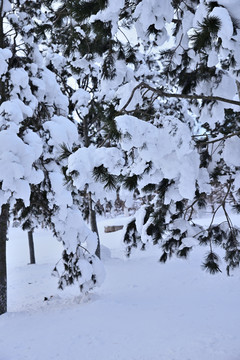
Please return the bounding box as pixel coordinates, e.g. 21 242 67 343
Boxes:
83 117 90 147
89 193 101 259
0 204 9 315
0 1 6 105
28 230 36 264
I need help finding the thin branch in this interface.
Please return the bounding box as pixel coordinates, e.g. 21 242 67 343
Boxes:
161 34 184 65
184 198 199 220
191 182 233 249
117 27 131 44
206 181 233 253
210 181 232 228
98 133 110 148
192 133 209 138
141 82 240 107
119 82 240 113
4 28 16 36
196 131 240 146
221 181 237 242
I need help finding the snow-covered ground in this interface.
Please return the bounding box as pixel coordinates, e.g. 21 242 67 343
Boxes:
1 216 240 360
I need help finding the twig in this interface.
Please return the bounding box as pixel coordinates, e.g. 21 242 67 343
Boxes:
117 27 131 44
184 198 199 220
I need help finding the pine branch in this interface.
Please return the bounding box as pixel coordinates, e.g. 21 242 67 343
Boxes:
58 143 72 161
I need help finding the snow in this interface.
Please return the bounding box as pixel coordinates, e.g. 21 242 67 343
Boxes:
48 171 73 210
210 7 233 47
134 0 173 34
90 0 125 36
116 115 200 200
217 0 240 23
71 88 91 107
0 99 33 127
10 68 29 89
2 0 11 14
1 216 240 360
213 74 237 100
40 69 69 116
0 131 43 206
223 136 240 167
0 48 11 76
43 115 79 158
67 145 124 200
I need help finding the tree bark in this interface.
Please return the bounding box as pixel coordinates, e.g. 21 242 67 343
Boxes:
89 193 101 259
28 230 36 264
83 117 90 148
0 204 9 315
0 0 6 104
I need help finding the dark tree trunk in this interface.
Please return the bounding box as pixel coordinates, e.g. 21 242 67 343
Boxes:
89 193 101 259
28 230 36 264
0 1 6 105
83 117 90 148
0 204 9 315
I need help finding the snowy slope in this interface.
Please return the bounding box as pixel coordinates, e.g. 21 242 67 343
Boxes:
0 217 240 360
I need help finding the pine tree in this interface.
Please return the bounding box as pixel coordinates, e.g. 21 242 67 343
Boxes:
54 0 240 275
0 0 105 314
0 0 45 314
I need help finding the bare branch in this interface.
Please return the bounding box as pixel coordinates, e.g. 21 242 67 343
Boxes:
119 82 240 113
140 82 240 107
196 131 240 146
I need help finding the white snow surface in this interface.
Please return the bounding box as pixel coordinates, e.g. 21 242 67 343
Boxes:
1 215 240 360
